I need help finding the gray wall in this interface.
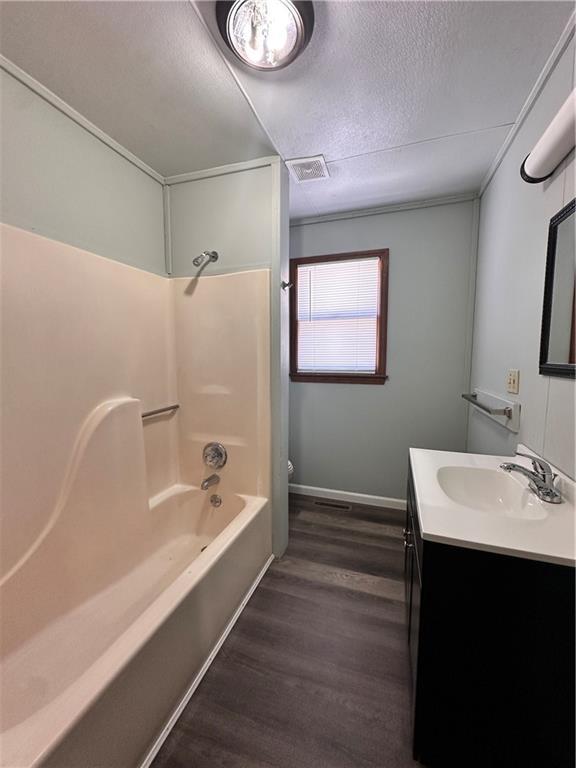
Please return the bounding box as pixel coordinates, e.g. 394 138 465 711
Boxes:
0 69 165 274
289 200 477 500
469 38 575 477
168 166 274 276
271 162 291 557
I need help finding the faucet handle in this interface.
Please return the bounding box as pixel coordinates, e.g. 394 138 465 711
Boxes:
203 442 228 469
515 451 554 482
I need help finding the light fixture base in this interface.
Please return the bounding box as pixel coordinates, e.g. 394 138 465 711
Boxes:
216 0 314 71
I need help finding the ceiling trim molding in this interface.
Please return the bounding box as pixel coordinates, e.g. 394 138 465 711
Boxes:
0 55 165 185
479 11 576 197
290 193 478 228
164 156 280 186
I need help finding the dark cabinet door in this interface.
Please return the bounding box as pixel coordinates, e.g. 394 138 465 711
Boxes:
403 509 413 631
405 476 422 707
408 546 420 689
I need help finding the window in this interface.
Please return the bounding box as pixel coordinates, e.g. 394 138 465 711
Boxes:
289 249 389 384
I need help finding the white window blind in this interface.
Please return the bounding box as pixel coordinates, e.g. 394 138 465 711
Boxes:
296 257 380 373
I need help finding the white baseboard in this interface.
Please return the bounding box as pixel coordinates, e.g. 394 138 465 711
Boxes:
139 553 274 768
289 483 406 511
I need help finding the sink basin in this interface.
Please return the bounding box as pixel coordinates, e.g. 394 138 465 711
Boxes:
436 466 548 520
409 446 575 565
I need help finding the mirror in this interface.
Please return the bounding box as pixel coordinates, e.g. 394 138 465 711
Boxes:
540 199 575 378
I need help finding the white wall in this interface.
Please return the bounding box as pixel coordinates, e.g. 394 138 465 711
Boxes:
172 271 271 500
289 200 477 500
1 224 176 579
469 37 575 477
0 69 165 274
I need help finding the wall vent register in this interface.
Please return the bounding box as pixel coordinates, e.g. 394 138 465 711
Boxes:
289 249 389 384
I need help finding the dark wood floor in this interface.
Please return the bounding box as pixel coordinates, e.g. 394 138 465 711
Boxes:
152 494 418 768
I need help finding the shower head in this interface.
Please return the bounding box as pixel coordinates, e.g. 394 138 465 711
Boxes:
193 250 219 268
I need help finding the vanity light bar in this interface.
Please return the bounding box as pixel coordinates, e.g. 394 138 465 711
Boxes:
521 88 576 183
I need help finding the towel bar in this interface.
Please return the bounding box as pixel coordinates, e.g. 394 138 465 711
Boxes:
461 393 513 419
142 404 179 420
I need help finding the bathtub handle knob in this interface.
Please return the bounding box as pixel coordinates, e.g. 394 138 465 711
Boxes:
202 442 227 469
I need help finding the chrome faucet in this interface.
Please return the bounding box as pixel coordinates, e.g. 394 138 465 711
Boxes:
500 451 562 504
201 473 220 491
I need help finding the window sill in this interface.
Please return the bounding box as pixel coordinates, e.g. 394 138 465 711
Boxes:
290 373 388 385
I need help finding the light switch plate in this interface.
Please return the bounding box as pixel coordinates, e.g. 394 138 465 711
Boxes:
507 369 520 394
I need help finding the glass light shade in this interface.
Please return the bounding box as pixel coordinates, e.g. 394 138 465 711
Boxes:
226 0 305 70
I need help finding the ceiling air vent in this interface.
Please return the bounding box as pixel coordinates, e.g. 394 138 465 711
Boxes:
286 155 330 183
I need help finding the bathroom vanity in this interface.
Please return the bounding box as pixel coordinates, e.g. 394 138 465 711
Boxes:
405 448 575 768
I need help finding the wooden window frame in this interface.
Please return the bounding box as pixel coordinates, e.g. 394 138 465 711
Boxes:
289 248 389 385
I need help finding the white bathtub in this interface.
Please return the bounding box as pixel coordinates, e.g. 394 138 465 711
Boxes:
0 487 271 768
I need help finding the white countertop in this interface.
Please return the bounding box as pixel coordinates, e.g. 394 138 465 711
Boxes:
409 447 575 566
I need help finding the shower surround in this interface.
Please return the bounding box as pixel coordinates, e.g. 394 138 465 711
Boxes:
0 224 272 767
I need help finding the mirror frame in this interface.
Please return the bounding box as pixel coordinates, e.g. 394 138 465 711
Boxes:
539 197 576 379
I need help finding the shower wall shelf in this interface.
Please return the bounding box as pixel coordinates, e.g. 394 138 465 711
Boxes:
462 389 521 433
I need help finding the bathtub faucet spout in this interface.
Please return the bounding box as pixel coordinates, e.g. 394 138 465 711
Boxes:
201 473 220 491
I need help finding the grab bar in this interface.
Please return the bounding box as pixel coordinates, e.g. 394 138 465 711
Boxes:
461 393 512 419
142 404 179 420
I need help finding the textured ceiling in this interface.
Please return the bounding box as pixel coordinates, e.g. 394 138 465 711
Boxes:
1 1 573 218
196 0 574 218
0 1 274 175
288 125 510 217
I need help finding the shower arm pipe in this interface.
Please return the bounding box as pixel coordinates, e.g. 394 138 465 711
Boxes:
141 404 180 420
193 250 219 268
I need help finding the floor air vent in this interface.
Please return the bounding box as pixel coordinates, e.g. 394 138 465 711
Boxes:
286 155 330 182
313 499 351 511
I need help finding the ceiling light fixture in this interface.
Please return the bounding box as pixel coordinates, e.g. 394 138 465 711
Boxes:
216 0 314 71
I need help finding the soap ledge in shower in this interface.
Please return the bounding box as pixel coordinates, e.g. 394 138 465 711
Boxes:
149 484 196 511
